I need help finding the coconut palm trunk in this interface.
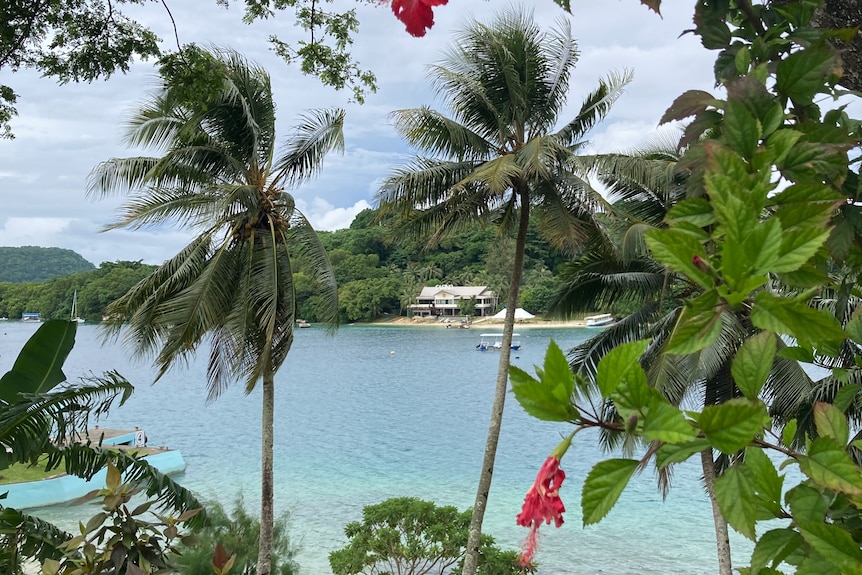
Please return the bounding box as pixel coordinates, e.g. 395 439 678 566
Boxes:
701 449 732 575
258 373 276 575
463 189 530 574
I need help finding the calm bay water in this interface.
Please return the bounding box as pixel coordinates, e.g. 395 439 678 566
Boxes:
0 321 749 574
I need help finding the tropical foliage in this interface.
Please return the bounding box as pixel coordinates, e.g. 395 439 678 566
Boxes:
175 497 298 575
1 215 568 325
88 46 343 575
0 261 156 321
329 497 527 575
511 1 862 574
0 321 204 573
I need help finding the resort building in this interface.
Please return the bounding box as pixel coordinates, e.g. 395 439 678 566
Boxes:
410 285 498 317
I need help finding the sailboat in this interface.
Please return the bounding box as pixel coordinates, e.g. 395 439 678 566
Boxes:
71 291 85 323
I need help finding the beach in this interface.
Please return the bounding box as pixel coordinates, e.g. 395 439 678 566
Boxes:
365 316 588 328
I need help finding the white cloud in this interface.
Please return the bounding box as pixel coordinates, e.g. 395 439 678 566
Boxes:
0 2 722 262
0 217 74 246
298 198 373 231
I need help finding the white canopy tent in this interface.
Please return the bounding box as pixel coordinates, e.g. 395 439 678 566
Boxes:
491 307 535 320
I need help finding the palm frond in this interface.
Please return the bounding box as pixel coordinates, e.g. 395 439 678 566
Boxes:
390 107 492 160
0 374 133 467
43 444 206 527
0 506 71 565
284 210 339 331
273 108 345 189
556 69 634 147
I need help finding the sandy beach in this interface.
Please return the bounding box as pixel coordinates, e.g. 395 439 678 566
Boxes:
364 316 588 328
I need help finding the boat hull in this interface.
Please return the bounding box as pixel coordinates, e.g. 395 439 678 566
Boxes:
1 450 186 509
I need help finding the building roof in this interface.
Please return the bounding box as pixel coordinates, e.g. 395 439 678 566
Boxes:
417 285 493 298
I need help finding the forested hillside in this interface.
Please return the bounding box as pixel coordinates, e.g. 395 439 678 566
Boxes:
0 260 155 320
0 209 577 322
305 208 567 323
0 246 95 282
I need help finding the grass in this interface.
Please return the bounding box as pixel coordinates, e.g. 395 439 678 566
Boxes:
0 456 60 484
0 447 161 485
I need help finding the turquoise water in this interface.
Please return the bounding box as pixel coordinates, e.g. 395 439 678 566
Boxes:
0 322 748 574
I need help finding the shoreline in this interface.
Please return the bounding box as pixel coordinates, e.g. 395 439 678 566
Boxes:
354 317 589 329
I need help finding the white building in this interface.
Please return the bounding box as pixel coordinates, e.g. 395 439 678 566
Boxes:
410 285 497 317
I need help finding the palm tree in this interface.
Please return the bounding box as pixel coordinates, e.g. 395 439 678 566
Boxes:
550 137 814 575
375 9 630 573
87 47 343 575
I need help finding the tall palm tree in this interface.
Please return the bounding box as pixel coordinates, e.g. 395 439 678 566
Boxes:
550 137 814 575
87 47 343 575
375 9 630 573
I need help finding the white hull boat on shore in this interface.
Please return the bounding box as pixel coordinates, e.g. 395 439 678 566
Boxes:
584 313 615 328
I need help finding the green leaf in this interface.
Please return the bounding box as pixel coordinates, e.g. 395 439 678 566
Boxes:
777 346 813 363
798 522 862 575
774 226 831 273
665 293 724 355
731 332 777 400
781 419 798 448
750 528 803 575
833 385 860 413
845 317 862 344
0 320 77 403
775 46 842 106
698 399 771 454
724 98 761 160
644 228 713 289
642 402 697 443
797 437 862 495
777 266 832 288
748 218 783 276
766 129 803 165
715 465 757 539
744 447 784 518
786 484 829 525
510 364 577 423
655 439 711 468
665 197 715 227
813 402 850 445
595 339 650 399
581 459 639 525
751 292 845 354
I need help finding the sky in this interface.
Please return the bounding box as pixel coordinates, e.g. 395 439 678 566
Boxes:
0 0 723 266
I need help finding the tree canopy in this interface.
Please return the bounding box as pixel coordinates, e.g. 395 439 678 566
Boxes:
0 246 94 283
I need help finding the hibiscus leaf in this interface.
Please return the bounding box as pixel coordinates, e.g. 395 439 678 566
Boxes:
581 459 638 526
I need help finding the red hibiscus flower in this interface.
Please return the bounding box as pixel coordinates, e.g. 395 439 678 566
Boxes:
390 0 448 37
516 433 574 568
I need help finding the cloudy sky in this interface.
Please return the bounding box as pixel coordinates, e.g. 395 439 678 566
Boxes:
0 1 722 266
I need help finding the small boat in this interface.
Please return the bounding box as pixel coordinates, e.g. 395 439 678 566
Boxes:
297 319 311 328
71 290 85 323
477 333 521 351
585 313 614 327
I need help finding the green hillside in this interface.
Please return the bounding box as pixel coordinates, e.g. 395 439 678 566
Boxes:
0 246 95 282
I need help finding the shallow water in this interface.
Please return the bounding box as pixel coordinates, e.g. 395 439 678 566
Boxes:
0 322 750 574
